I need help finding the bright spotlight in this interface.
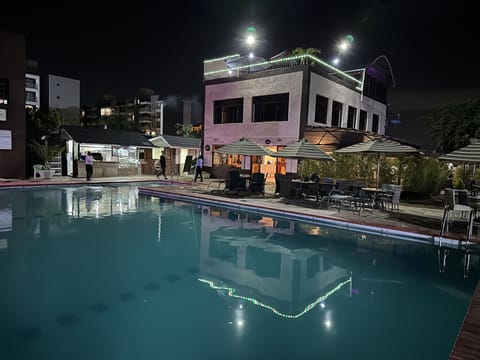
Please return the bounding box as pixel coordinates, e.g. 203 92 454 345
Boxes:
332 57 340 66
246 35 255 45
249 52 254 59
338 41 349 52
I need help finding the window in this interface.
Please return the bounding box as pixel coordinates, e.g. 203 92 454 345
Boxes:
25 78 37 89
372 114 379 133
347 106 357 128
252 93 289 122
213 98 243 124
26 91 37 102
0 78 9 105
314 95 328 124
0 130 12 150
359 110 367 131
331 101 342 127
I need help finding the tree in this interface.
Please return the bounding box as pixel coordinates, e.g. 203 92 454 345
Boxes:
26 107 65 141
28 139 65 169
292 47 321 64
99 115 136 131
175 123 201 138
428 99 480 153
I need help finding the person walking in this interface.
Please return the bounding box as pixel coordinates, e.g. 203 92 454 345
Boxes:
159 151 167 179
193 154 203 182
85 151 93 180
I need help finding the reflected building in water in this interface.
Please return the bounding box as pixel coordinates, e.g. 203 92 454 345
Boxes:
197 207 352 318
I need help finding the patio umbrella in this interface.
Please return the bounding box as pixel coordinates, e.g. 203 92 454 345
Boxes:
438 139 480 164
272 139 334 177
215 138 273 156
335 138 420 188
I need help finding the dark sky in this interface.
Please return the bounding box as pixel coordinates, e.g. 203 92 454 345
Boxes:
3 0 478 108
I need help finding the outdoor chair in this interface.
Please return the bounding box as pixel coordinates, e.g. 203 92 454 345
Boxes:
248 172 266 196
331 180 353 196
226 170 247 191
347 189 376 213
380 185 402 211
33 164 45 179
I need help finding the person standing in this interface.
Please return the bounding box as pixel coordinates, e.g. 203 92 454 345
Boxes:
85 151 93 180
159 151 167 179
194 154 203 182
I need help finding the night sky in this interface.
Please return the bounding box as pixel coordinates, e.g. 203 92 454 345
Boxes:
3 0 478 111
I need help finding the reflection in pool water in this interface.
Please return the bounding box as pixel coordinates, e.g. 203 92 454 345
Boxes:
0 184 479 360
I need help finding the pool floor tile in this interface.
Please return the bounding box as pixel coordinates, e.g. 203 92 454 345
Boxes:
18 327 42 342
144 282 161 291
56 314 79 327
119 292 136 302
90 302 109 313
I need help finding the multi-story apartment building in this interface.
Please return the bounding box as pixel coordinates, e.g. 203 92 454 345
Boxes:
84 91 194 137
0 32 26 179
202 52 394 173
25 60 40 109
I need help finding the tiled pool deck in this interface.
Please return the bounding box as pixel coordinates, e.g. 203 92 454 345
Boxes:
1 175 479 359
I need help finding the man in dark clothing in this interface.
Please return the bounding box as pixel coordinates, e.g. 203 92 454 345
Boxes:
158 151 167 179
194 154 203 182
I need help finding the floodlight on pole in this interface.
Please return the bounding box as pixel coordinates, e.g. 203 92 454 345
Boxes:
246 34 255 45
332 57 340 66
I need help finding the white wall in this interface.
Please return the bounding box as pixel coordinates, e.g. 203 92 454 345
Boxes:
204 71 304 166
307 72 387 134
48 74 80 124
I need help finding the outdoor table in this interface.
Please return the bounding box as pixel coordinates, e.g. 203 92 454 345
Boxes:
291 179 316 199
361 187 384 208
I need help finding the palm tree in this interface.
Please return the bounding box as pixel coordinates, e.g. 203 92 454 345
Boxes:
28 139 65 170
292 47 321 64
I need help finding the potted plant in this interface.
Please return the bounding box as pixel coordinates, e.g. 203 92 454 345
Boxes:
28 139 65 179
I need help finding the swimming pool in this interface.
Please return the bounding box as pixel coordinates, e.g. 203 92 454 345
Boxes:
0 184 478 359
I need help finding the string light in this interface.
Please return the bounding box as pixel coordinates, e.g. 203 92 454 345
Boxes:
203 54 363 90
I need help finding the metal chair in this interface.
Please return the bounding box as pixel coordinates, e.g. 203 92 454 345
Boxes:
248 172 266 195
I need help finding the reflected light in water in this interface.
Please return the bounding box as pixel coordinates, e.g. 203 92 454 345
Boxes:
198 277 351 319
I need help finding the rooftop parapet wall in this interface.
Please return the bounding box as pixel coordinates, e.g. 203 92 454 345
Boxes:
203 54 364 91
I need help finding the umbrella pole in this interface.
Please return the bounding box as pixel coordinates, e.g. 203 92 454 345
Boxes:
376 154 381 189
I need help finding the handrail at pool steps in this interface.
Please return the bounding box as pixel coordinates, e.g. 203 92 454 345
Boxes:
440 189 474 242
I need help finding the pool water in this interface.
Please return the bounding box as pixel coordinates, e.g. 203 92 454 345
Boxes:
0 185 478 360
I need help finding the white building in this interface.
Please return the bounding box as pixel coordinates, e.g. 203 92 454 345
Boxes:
43 74 80 124
25 73 40 109
202 53 394 174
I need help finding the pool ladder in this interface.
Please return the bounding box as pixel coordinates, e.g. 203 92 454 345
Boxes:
440 205 474 242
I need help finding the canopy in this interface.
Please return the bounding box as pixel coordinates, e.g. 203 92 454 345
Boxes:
273 139 335 161
215 138 273 156
335 138 420 188
273 139 334 177
438 141 480 164
335 139 420 156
